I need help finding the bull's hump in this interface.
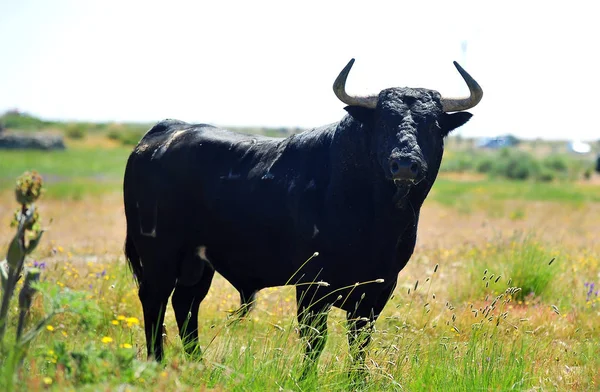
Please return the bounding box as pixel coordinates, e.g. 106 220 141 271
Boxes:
198 127 281 145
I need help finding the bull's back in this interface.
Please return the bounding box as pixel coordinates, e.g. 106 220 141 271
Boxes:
125 120 315 283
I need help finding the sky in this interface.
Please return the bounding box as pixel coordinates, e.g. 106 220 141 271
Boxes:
1 0 599 141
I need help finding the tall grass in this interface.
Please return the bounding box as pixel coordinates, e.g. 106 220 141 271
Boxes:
0 229 596 390
450 234 561 303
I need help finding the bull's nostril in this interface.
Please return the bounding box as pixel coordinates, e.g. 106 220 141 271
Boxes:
409 163 419 175
390 161 400 174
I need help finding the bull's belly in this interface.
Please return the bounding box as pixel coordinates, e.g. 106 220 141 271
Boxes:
204 242 302 290
201 233 399 293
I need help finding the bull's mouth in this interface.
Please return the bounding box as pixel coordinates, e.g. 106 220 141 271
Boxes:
393 178 415 187
392 180 413 206
392 175 425 207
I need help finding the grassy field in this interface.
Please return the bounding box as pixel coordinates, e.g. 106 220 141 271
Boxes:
1 144 599 391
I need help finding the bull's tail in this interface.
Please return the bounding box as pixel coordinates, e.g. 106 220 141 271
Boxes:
125 233 143 286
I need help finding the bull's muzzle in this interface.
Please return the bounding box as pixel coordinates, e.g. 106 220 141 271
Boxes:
389 157 421 184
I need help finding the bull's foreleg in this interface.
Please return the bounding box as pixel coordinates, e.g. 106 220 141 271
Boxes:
346 282 397 381
172 265 215 359
296 288 331 380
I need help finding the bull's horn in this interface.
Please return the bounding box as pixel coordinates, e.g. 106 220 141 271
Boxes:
440 61 483 112
333 58 378 109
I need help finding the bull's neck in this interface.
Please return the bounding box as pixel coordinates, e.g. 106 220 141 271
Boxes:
329 116 389 186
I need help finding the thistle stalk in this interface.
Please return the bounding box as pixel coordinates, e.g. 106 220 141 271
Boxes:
0 171 44 349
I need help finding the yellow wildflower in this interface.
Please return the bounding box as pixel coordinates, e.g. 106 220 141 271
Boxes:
125 317 139 326
111 320 120 325
46 325 55 331
43 377 53 385
101 336 113 344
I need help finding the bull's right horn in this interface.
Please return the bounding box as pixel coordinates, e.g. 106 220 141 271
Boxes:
333 59 379 109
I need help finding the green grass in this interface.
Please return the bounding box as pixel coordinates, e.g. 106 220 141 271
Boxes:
2 245 597 391
0 147 131 198
430 177 600 208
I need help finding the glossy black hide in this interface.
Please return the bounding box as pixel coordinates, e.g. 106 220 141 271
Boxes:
123 86 472 373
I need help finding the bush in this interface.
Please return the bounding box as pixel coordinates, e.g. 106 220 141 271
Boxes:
491 149 540 180
475 158 494 174
542 155 568 173
65 123 87 140
441 153 479 173
105 125 146 146
536 168 555 182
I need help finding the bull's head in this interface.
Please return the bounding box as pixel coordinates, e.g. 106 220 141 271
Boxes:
333 59 482 199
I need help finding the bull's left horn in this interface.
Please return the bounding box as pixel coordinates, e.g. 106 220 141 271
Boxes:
440 62 483 112
333 59 378 109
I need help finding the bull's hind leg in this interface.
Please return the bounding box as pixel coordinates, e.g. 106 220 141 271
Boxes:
171 265 215 358
135 239 180 362
139 276 176 362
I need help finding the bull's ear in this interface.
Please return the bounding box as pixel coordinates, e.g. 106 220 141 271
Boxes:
439 112 472 137
344 106 375 124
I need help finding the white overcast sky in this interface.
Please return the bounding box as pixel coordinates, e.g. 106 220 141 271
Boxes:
1 0 598 140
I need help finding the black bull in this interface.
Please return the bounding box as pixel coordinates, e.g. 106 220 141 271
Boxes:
123 59 483 374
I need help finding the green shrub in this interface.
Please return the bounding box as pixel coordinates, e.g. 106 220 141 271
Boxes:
105 125 146 146
117 130 145 146
495 151 540 180
476 158 494 174
536 168 555 182
441 153 478 173
106 129 121 141
542 155 568 173
65 123 87 140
